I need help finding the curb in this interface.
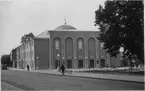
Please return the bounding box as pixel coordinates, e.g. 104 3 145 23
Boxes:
38 72 144 84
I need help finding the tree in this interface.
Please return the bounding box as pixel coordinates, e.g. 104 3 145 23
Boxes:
21 32 35 43
1 55 11 66
95 0 144 63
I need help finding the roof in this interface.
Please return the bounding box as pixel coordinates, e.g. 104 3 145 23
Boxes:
55 24 77 31
35 30 50 38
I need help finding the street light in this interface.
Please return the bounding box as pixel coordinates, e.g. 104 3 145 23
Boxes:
85 56 88 68
62 57 65 65
74 57 76 69
57 54 60 67
36 57 39 70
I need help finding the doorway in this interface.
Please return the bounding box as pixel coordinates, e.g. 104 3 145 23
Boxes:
67 60 72 68
89 59 94 68
55 60 60 69
100 59 105 67
78 60 83 68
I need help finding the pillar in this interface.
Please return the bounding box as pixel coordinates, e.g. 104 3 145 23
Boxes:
85 37 88 68
73 37 77 69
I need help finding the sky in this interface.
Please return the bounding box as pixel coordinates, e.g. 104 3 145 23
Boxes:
0 0 105 56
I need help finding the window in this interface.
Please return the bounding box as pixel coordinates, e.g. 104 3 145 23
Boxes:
100 43 104 49
55 40 59 50
78 40 83 50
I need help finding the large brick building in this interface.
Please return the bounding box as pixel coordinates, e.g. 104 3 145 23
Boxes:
11 24 122 70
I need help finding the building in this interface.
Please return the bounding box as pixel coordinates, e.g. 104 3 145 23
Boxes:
10 48 17 68
11 24 122 70
11 32 49 70
48 24 122 69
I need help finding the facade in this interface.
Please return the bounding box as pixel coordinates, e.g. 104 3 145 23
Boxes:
48 25 121 69
15 38 34 69
11 24 122 70
10 48 17 68
11 32 49 70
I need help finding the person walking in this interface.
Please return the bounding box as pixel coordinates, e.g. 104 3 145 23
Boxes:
60 64 65 75
27 65 30 71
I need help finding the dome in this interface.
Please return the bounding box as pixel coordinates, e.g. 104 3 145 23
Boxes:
55 25 77 31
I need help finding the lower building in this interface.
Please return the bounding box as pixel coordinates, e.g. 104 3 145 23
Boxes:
11 32 49 70
10 48 17 68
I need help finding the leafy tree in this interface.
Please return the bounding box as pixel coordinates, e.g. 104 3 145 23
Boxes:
21 32 35 43
95 0 144 63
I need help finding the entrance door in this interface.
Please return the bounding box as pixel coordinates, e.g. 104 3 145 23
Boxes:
55 60 60 69
90 59 94 68
78 60 83 68
67 60 72 68
100 59 105 67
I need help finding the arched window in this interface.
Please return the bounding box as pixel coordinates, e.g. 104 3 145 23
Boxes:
100 42 104 49
78 40 83 50
55 40 59 50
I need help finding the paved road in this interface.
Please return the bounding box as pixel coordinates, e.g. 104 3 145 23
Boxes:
1 70 144 90
1 82 21 90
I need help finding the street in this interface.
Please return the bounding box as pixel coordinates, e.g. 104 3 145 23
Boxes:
1 70 144 90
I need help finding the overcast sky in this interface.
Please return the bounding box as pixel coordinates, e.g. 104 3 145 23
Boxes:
0 0 105 56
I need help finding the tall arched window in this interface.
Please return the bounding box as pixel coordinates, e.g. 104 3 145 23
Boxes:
65 37 73 68
53 37 61 69
55 40 59 50
88 37 96 68
78 40 83 50
77 37 85 68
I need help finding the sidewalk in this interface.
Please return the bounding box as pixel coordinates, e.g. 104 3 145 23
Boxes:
8 68 144 83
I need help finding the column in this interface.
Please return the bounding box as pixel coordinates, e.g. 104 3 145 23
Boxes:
49 38 52 69
62 38 65 65
97 38 100 68
85 37 88 68
95 38 99 68
73 38 77 69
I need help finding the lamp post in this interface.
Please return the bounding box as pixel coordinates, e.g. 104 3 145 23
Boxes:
57 54 60 67
62 57 65 65
74 57 76 69
85 56 88 68
36 57 39 70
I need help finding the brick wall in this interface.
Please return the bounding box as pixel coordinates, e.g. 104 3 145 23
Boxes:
34 38 49 69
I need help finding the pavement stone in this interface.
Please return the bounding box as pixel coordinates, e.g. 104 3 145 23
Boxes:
7 68 144 83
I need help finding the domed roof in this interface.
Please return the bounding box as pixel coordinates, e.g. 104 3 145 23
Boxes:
55 25 77 31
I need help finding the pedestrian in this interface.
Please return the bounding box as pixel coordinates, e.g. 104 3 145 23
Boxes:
60 64 65 75
27 65 29 71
